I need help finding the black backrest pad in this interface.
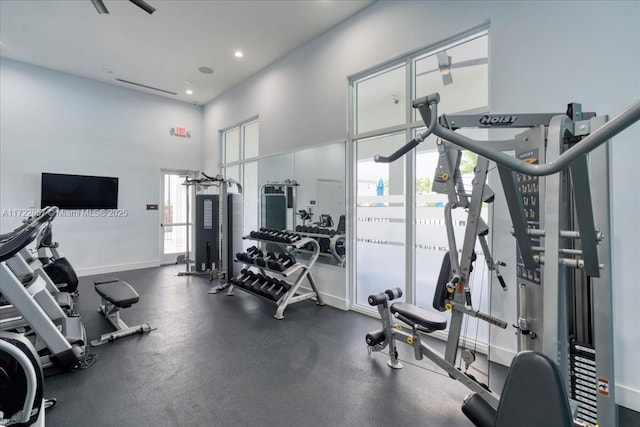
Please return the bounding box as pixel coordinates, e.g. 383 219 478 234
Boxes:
433 251 452 312
495 351 573 427
94 281 139 308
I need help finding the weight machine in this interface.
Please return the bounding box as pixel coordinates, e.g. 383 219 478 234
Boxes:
366 93 640 426
178 173 243 287
260 180 298 231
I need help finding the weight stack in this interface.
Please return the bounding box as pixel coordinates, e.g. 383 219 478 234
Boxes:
570 342 598 426
195 194 220 272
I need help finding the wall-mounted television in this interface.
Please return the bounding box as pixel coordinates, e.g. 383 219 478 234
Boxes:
41 173 119 209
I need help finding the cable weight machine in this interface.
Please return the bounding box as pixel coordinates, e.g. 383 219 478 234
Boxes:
178 173 243 287
366 92 640 426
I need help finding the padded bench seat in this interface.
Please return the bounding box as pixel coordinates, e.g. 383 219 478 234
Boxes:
94 280 139 308
391 302 447 331
93 276 121 285
91 277 153 347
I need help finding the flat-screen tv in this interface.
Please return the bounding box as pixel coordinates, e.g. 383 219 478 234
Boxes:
41 173 119 209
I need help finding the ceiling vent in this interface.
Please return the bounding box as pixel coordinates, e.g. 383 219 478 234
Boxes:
116 78 177 95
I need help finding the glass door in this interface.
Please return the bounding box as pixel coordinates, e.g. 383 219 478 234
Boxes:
160 170 195 265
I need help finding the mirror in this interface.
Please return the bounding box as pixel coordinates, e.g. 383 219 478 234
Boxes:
257 141 346 266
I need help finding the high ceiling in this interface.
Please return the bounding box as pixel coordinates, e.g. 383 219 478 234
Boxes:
0 0 373 105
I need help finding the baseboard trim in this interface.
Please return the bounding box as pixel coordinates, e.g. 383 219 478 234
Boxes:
298 286 349 311
616 384 640 412
76 260 160 277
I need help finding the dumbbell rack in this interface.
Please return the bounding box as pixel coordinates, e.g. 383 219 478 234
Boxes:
228 235 325 319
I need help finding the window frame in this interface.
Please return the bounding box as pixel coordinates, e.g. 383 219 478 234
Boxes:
348 25 490 313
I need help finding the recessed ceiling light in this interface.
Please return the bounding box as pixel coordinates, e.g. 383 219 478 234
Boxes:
198 66 214 74
234 51 244 58
186 89 193 95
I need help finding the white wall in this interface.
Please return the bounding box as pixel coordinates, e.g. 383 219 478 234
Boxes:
0 59 204 275
202 0 640 411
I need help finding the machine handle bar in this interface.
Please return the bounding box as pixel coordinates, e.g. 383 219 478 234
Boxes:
374 94 440 164
375 93 640 176
0 207 58 262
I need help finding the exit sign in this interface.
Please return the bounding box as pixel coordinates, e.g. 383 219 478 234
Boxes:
170 127 191 138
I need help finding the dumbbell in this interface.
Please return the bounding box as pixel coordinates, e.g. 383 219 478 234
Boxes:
260 278 280 300
295 225 302 232
245 273 266 290
238 247 263 264
281 253 296 267
247 246 261 256
253 276 278 298
263 230 287 242
255 251 276 268
235 270 258 289
281 232 299 244
265 279 292 301
235 252 249 263
267 253 296 271
247 247 264 263
275 232 291 243
256 229 273 240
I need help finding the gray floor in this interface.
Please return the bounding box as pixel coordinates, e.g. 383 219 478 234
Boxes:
43 265 639 427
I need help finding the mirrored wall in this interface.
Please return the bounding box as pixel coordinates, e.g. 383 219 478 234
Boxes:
257 141 346 266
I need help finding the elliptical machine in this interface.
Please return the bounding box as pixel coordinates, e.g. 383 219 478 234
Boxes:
36 221 79 297
0 331 55 426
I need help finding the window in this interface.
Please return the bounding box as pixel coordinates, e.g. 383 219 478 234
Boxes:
349 29 489 342
222 119 259 247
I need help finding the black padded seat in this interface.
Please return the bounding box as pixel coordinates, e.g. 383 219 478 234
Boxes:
93 276 121 286
94 281 139 308
390 302 447 331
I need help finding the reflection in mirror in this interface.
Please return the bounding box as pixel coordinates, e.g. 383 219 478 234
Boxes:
256 141 346 267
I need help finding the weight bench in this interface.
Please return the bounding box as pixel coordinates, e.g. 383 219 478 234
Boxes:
90 277 154 347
